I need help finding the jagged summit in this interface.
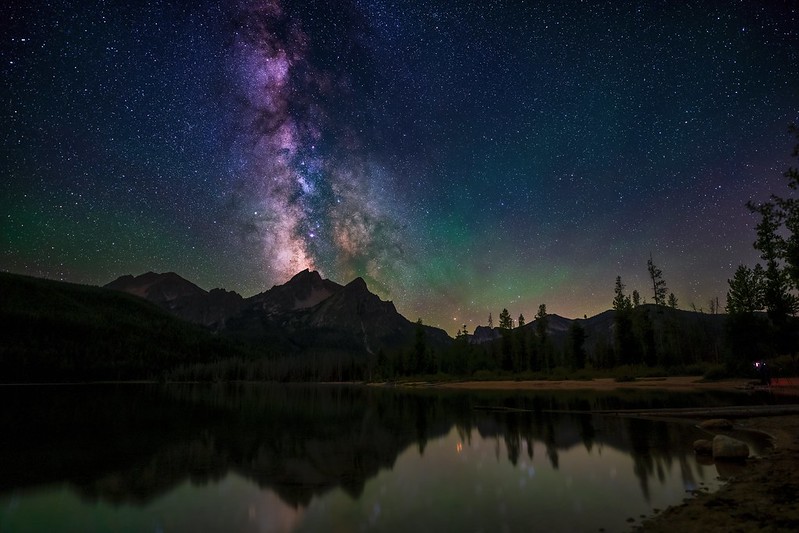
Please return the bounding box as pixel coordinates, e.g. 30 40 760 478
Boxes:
344 276 368 292
287 268 322 284
250 269 342 315
105 269 451 354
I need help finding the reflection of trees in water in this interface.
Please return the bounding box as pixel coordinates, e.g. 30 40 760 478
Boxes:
580 413 596 453
504 413 521 465
623 417 710 503
0 385 722 509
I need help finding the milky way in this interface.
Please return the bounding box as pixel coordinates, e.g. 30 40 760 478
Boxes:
2 1 798 334
228 0 408 291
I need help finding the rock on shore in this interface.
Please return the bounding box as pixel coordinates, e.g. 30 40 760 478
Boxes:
712 435 750 460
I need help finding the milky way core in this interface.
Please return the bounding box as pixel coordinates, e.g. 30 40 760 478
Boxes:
229 0 408 290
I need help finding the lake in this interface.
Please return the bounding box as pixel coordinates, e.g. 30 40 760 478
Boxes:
0 383 774 532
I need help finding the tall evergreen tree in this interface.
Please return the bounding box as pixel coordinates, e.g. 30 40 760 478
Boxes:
613 276 632 312
726 264 765 314
634 308 657 366
632 290 641 307
499 308 513 329
568 320 587 370
769 123 799 286
535 304 548 338
733 125 799 364
725 266 771 372
513 313 527 372
612 276 637 365
647 255 668 306
535 304 550 372
750 202 798 319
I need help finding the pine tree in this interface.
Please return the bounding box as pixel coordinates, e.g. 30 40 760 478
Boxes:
632 290 641 307
613 276 632 312
726 264 765 314
647 254 668 306
568 320 587 370
667 293 678 309
612 276 637 365
535 304 548 337
499 308 513 329
725 265 771 372
535 304 550 372
732 125 799 365
497 309 514 370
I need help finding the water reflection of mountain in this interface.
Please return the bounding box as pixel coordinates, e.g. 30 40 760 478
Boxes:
0 385 753 508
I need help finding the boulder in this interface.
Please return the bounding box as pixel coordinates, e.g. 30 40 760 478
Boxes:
699 418 734 430
712 435 750 460
693 439 713 455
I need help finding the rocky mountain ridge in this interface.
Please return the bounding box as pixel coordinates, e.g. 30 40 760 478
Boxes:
105 269 450 354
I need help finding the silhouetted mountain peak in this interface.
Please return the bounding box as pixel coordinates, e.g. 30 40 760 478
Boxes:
249 269 341 314
287 268 323 285
344 276 368 293
106 271 206 300
106 269 451 354
105 272 243 328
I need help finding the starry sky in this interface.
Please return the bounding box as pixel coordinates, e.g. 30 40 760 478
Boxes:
3 0 798 334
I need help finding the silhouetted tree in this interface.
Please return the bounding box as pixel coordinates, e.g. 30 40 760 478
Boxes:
745 126 799 361
667 293 678 309
568 320 587 370
514 314 527 372
634 308 657 366
762 123 799 286
499 308 512 329
726 265 764 314
535 304 551 372
725 269 771 374
647 254 668 306
613 277 631 312
749 203 798 359
632 290 641 307
613 276 638 365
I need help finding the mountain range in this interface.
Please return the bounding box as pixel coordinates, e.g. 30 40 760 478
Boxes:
0 267 730 383
104 269 727 361
105 269 451 354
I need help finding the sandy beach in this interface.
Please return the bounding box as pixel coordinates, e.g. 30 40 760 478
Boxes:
425 376 799 531
432 375 799 393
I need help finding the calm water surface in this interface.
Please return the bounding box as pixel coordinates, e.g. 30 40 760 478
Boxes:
0 384 774 532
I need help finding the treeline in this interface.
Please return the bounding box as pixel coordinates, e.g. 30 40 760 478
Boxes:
366 303 726 382
721 124 799 374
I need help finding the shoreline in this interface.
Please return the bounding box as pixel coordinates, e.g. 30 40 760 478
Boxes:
422 376 799 531
428 375 799 393
636 413 799 532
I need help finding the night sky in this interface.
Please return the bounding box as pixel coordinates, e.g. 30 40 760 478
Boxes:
3 1 798 334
